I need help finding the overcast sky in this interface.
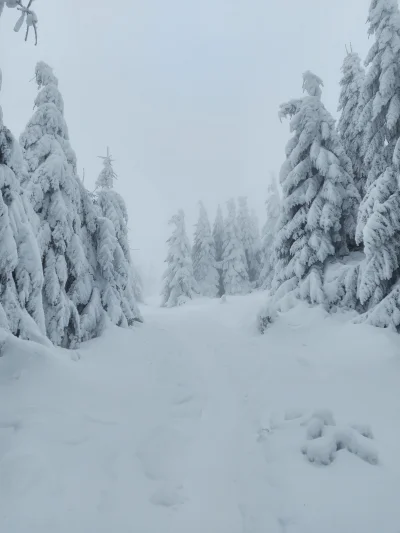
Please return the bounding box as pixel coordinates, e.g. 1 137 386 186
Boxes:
0 0 370 292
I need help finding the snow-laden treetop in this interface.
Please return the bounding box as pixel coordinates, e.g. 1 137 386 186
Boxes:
96 147 117 190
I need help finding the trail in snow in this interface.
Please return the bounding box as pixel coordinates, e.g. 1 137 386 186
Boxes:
1 293 400 532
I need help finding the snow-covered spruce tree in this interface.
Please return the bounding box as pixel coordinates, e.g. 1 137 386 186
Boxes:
213 204 225 296
337 49 367 198
354 0 400 315
258 177 280 290
192 201 219 297
20 62 99 347
0 69 46 341
269 71 359 307
95 148 142 326
357 0 400 198
131 262 144 303
237 196 261 283
162 210 197 307
221 198 249 295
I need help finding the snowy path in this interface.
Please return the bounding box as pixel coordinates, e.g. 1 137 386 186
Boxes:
1 293 400 532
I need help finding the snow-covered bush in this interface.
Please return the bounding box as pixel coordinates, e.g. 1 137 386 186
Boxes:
162 210 197 307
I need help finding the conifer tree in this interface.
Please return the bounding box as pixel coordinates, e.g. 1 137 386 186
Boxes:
271 71 359 305
0 69 46 340
355 0 400 312
213 204 225 296
162 210 197 307
237 197 261 283
337 49 367 198
95 148 142 326
20 61 95 347
258 177 280 290
192 201 219 297
221 199 249 295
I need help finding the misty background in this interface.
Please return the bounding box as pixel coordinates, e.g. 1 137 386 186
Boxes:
0 0 369 296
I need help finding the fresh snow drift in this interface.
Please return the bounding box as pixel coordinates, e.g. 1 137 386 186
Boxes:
1 293 400 533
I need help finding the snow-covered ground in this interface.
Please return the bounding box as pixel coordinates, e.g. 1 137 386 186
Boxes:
1 292 400 532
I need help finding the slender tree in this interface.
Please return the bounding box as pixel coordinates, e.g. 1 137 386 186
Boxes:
95 148 142 326
213 204 225 296
221 199 249 295
162 210 197 307
337 49 367 198
192 201 219 297
237 197 261 283
258 177 280 290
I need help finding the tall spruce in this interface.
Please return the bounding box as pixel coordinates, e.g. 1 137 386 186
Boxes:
95 148 142 326
221 199 249 295
162 210 197 307
20 62 95 347
355 0 400 314
213 204 225 296
337 49 367 198
271 71 359 305
0 68 46 340
192 202 219 297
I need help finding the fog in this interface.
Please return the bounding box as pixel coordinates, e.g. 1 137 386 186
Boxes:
0 0 369 294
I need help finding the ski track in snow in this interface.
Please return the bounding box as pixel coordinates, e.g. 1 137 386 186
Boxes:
1 293 400 532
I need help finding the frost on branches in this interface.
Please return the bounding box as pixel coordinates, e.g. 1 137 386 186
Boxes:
221 199 249 295
0 69 46 341
354 0 400 317
258 176 280 290
269 71 359 309
192 202 219 297
20 62 98 347
213 204 225 296
162 210 197 307
95 149 142 326
337 50 367 198
237 196 261 283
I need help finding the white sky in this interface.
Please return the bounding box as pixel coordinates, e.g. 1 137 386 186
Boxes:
0 0 370 289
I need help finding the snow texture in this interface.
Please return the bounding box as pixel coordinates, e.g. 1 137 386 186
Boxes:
0 292 399 533
162 210 198 307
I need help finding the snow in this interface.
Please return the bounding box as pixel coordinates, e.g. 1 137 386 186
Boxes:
1 293 400 532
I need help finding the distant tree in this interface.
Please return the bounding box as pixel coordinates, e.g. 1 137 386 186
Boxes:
212 204 225 296
221 199 249 295
162 210 197 307
337 49 366 198
192 201 219 297
258 177 280 290
237 197 262 283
